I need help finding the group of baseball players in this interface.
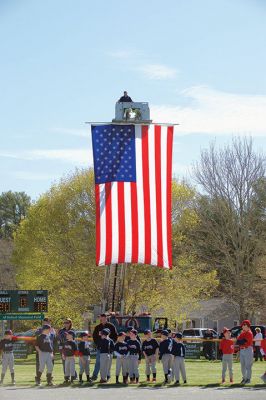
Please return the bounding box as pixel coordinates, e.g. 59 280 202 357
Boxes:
0 316 266 386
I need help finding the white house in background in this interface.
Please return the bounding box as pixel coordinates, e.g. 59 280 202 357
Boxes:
182 298 240 334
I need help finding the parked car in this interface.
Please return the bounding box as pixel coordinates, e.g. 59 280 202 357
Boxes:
182 328 218 338
182 328 219 358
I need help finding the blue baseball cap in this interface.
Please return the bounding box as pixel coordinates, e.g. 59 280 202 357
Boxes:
101 328 110 336
42 324 51 330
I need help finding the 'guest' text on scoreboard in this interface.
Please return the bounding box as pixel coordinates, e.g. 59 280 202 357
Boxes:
0 290 48 313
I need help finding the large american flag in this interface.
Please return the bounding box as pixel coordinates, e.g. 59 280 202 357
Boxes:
91 124 173 269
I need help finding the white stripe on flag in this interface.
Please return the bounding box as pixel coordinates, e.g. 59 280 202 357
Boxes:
148 125 158 265
99 183 106 266
111 182 119 264
124 182 132 262
161 126 169 268
135 125 145 264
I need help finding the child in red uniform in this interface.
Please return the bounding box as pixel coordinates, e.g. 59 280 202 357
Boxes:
219 328 234 384
236 320 254 384
261 338 266 361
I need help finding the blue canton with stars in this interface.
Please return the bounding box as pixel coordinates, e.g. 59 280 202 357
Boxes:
92 125 137 184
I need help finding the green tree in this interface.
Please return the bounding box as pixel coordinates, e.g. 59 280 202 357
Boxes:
0 191 31 239
13 169 104 326
13 172 218 325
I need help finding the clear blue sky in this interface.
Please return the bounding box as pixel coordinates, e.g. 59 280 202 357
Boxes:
1 0 266 199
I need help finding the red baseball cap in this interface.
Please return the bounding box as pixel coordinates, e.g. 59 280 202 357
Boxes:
241 319 251 327
222 327 230 334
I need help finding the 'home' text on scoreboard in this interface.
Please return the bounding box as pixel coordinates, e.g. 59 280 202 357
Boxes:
0 290 48 313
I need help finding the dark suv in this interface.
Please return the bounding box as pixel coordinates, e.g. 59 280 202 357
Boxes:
230 325 265 338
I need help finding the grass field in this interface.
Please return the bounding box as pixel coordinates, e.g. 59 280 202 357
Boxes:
1 354 265 387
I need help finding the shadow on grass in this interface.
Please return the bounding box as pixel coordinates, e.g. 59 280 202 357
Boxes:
2 381 266 391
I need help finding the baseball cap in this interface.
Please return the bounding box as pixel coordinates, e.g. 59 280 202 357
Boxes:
174 332 183 339
161 329 169 336
130 329 138 335
222 327 230 334
241 320 251 327
118 332 126 337
144 329 151 335
4 330 12 335
101 328 110 336
42 324 51 330
80 332 89 337
100 313 107 317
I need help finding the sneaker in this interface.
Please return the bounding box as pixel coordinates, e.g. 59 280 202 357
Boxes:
174 380 180 385
221 379 225 384
146 377 150 382
245 379 250 384
240 379 246 384
152 377 156 382
260 373 266 383
99 379 107 384
230 378 233 384
183 380 187 384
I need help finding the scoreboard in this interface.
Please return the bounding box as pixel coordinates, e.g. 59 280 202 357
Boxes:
0 290 48 313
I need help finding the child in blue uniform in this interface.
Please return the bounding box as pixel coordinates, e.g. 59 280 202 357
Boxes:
0 330 15 385
114 332 129 384
78 332 91 383
99 328 115 383
159 329 173 383
127 329 141 383
142 329 159 382
172 332 186 385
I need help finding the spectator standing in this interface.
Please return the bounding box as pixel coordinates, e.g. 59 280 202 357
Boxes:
254 327 263 362
203 329 215 361
118 91 133 102
91 313 117 381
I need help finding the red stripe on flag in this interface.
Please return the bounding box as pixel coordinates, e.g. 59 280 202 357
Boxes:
95 184 100 265
130 182 138 263
118 182 125 263
167 126 174 268
105 182 112 265
155 125 163 267
141 125 151 264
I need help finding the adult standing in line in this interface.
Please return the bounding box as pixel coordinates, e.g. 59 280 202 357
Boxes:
57 318 75 374
91 313 118 381
236 320 254 384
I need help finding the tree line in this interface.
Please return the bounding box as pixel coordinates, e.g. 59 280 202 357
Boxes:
0 138 265 325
